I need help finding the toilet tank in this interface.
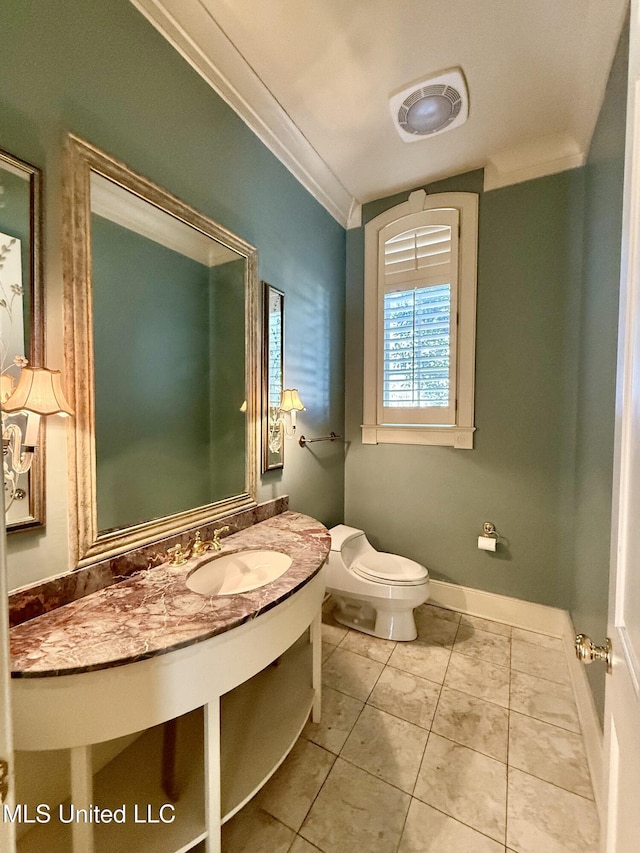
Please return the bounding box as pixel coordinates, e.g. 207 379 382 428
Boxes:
329 525 372 568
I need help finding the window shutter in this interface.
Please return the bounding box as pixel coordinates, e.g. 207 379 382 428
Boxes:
384 224 451 284
382 283 451 408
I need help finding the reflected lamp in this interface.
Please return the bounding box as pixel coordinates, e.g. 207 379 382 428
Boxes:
2 366 74 513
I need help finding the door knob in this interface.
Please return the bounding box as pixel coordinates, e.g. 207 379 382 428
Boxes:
575 634 612 673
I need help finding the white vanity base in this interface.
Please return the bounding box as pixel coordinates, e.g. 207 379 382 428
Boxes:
13 572 324 853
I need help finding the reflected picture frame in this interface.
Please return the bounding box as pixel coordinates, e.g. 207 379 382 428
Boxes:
262 282 284 471
0 148 45 531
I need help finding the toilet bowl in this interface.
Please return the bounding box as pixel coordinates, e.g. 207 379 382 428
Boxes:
326 525 430 641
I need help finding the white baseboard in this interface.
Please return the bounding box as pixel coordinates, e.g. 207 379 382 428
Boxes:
428 579 604 818
428 578 568 635
559 610 604 822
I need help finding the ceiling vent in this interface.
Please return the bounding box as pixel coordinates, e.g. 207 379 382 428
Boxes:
390 68 469 143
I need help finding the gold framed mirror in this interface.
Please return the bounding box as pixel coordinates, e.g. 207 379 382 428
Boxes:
0 148 45 531
63 134 258 567
262 282 284 472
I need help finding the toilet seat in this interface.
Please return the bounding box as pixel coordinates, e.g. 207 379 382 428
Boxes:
352 553 428 585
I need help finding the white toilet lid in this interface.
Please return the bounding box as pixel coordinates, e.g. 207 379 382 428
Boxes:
353 552 428 584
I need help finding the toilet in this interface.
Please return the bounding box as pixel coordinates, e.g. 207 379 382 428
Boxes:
326 525 430 641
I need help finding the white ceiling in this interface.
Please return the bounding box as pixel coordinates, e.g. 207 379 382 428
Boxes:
131 0 628 226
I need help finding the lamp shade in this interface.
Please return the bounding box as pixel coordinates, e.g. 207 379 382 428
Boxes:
0 374 15 404
2 367 74 416
279 389 305 412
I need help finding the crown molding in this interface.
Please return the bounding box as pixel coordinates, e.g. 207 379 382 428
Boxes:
130 0 355 227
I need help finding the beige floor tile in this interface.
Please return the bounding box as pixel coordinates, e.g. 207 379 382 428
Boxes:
341 704 428 793
444 652 510 708
398 799 504 853
367 665 441 729
224 605 595 853
322 647 384 701
388 640 451 683
303 685 364 754
432 687 509 762
510 668 580 732
507 767 599 853
255 738 335 831
508 711 593 799
511 626 563 650
511 640 570 684
340 629 397 663
322 642 336 664
414 606 459 646
422 603 462 623
322 621 348 646
290 837 322 853
300 757 410 853
414 733 506 843
452 624 511 667
459 613 512 637
221 801 295 853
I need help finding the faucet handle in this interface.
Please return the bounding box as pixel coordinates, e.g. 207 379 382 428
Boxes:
212 525 230 550
166 543 189 566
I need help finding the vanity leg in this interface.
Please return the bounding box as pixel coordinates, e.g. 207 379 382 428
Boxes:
204 699 221 853
70 745 94 853
311 612 322 723
161 718 179 801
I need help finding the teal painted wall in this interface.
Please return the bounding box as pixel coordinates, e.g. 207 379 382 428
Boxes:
1 0 345 580
346 169 584 608
570 20 628 722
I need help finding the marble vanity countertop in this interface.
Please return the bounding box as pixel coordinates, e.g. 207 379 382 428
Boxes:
10 511 329 678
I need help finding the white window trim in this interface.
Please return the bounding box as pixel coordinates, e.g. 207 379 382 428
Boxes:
362 189 478 448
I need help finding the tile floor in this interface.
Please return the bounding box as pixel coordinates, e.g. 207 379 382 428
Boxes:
220 602 599 853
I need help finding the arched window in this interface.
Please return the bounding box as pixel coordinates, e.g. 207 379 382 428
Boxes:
362 190 478 448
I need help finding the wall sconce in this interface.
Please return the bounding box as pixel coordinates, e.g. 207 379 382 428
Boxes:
278 388 305 438
2 365 74 513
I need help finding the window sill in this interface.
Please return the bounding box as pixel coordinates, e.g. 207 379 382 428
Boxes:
361 424 475 448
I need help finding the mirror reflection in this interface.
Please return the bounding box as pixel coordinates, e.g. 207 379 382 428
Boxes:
91 174 247 533
65 135 258 566
0 149 44 530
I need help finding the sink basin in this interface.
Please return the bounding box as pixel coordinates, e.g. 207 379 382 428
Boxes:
186 549 293 596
